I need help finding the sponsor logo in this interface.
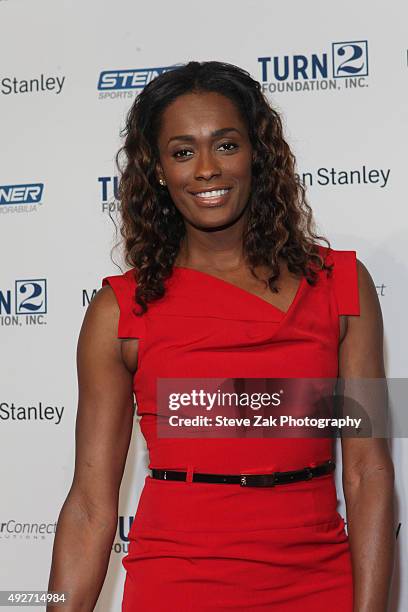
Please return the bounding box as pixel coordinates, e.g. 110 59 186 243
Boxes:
0 183 44 214
82 289 97 306
0 279 47 327
98 176 120 213
0 519 57 540
0 74 65 95
97 65 181 99
296 165 390 188
259 40 369 93
332 41 368 78
0 402 64 424
112 515 133 554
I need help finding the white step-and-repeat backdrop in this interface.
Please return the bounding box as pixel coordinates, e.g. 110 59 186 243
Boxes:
1 0 406 609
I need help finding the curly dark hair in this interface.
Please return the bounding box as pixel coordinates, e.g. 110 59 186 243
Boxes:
114 60 333 316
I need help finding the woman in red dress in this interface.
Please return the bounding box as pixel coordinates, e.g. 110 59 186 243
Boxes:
48 61 395 611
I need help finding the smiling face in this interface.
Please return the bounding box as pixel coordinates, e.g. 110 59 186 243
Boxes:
155 91 253 231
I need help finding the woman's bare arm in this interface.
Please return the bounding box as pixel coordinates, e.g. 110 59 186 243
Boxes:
47 285 137 611
339 260 395 612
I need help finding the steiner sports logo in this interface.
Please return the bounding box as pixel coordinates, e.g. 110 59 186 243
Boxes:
0 279 47 327
0 183 44 214
97 65 181 99
259 40 369 93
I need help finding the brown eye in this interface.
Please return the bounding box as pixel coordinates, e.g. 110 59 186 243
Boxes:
173 149 193 159
218 142 238 152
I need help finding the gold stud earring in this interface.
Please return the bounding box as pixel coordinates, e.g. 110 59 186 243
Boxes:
159 178 166 186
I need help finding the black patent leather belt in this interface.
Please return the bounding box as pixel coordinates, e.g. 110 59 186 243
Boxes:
151 460 335 487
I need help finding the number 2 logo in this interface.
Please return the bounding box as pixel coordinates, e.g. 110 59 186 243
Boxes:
332 40 369 78
15 279 47 314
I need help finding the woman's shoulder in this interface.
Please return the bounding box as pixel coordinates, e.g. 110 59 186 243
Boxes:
314 243 361 316
99 268 144 339
315 243 370 283
101 267 137 290
314 243 357 264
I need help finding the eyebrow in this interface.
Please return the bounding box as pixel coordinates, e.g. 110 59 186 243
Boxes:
167 127 242 146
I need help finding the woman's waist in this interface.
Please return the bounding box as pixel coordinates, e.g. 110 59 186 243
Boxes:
145 437 334 474
132 470 341 534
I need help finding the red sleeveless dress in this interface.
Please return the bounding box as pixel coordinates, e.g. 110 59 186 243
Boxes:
102 244 359 611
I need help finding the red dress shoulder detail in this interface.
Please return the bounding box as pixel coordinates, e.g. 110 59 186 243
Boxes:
320 246 360 316
101 269 145 339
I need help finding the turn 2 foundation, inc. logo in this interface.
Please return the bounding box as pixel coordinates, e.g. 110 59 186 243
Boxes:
98 176 119 213
0 279 47 328
259 40 369 93
112 515 134 554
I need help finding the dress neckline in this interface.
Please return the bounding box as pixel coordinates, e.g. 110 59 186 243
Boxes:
173 266 307 320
